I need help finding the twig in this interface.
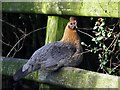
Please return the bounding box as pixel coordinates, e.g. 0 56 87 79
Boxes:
107 32 120 50
0 40 13 48
109 58 112 69
77 29 95 39
17 37 25 52
97 67 100 72
77 27 93 31
103 68 108 74
0 19 25 34
116 52 120 61
107 37 117 50
112 64 120 72
80 48 102 55
6 27 46 57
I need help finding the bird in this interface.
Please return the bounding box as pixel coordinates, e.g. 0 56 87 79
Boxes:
13 17 83 81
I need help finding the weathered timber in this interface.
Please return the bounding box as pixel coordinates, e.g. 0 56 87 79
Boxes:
2 1 119 18
1 57 39 81
1 57 120 88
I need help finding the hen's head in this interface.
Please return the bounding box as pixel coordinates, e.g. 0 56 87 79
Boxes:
67 17 78 30
61 17 80 43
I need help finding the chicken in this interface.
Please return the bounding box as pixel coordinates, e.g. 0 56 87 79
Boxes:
13 17 83 81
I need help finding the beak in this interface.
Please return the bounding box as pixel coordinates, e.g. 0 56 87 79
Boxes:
74 22 78 29
72 22 78 30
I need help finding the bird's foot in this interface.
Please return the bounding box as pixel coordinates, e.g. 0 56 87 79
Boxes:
38 70 51 82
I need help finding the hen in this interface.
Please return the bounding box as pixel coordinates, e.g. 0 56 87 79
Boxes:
13 17 83 81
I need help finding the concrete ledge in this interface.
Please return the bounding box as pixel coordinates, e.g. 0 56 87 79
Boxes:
1 57 120 88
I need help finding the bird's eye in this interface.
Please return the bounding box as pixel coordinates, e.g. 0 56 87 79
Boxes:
70 23 73 25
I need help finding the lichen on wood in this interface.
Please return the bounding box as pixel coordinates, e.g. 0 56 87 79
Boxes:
1 57 120 88
2 1 119 18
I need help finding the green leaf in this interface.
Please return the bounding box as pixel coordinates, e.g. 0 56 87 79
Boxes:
100 22 105 27
101 60 107 65
102 31 106 37
100 64 104 69
95 32 101 36
118 40 120 47
103 45 106 49
99 26 104 31
98 54 102 59
107 32 112 38
93 26 98 30
81 42 85 45
96 36 104 41
106 68 115 74
92 38 96 41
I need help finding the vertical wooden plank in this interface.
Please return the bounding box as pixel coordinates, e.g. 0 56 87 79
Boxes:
45 16 68 44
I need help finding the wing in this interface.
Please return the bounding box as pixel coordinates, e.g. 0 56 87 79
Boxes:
41 42 76 69
25 41 76 71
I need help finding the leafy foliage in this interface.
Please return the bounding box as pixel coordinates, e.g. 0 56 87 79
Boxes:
81 18 120 75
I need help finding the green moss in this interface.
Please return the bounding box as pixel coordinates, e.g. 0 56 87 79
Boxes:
81 2 118 17
1 57 38 81
41 2 83 15
47 67 119 88
1 58 120 88
2 57 26 76
2 2 119 17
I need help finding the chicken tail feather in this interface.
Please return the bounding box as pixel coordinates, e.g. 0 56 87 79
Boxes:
13 67 29 81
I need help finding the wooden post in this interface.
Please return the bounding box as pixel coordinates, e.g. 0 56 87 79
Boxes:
45 16 68 44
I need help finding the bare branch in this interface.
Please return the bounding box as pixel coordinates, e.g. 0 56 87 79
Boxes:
77 29 95 39
107 32 120 50
77 27 93 31
0 39 13 48
80 48 103 55
0 19 25 34
6 27 46 57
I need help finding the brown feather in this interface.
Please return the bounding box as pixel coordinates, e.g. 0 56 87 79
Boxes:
61 22 80 49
